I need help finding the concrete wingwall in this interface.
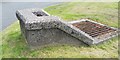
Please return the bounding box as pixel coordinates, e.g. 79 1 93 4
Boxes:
26 28 86 47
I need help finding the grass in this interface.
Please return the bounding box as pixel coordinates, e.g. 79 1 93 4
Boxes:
1 2 118 58
45 2 118 28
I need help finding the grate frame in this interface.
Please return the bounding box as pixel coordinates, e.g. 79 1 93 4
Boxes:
70 19 118 44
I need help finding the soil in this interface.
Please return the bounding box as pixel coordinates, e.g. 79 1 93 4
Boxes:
72 21 116 37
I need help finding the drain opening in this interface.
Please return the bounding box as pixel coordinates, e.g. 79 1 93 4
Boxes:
72 21 116 37
32 11 49 17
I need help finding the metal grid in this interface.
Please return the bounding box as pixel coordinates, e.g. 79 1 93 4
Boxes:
72 21 116 37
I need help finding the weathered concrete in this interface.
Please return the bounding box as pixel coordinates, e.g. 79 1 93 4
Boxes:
16 8 118 47
27 28 86 47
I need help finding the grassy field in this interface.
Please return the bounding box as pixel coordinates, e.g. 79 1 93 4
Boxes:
1 2 118 58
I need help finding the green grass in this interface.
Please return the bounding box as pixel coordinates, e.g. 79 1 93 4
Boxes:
45 2 118 28
1 2 118 58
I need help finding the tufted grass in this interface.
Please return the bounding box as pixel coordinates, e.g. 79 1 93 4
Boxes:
1 2 118 58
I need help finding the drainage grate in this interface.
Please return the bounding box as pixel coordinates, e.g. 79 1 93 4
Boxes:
72 20 116 37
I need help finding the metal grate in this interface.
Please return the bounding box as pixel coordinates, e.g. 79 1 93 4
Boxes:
72 21 116 37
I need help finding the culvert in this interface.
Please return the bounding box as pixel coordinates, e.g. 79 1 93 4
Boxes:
16 8 118 47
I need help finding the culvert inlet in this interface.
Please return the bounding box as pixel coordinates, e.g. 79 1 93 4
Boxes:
70 19 118 45
72 20 116 37
16 8 119 48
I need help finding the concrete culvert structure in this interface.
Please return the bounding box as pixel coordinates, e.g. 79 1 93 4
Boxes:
16 8 118 48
